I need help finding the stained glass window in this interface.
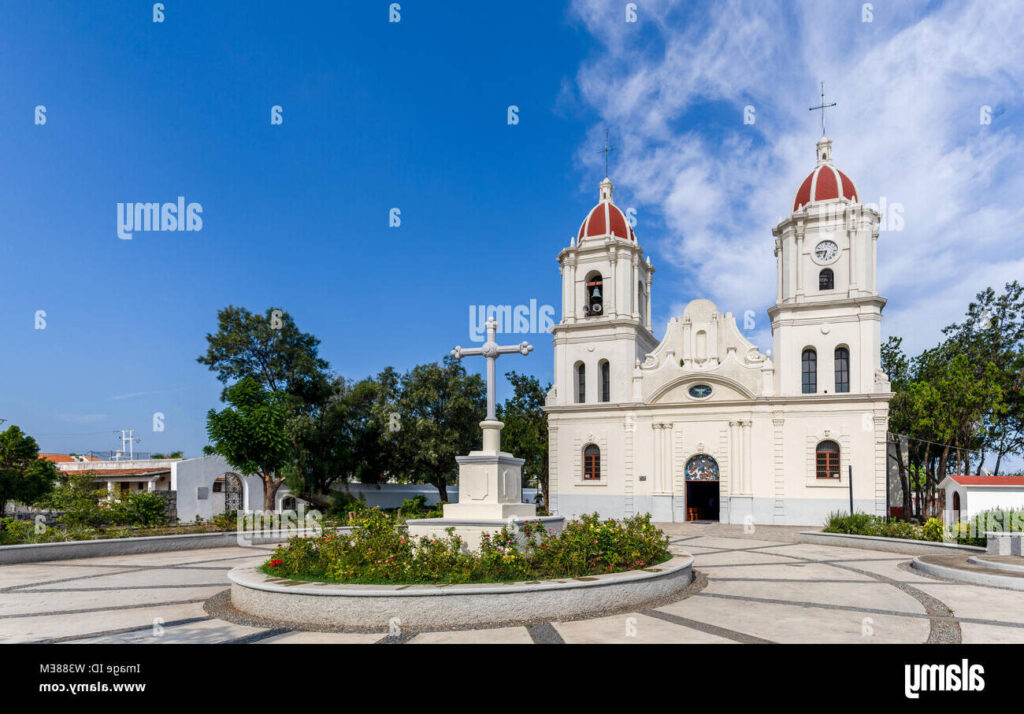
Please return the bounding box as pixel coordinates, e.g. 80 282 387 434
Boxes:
685 454 719 481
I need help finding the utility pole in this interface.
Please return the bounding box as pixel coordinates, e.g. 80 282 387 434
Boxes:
117 429 139 460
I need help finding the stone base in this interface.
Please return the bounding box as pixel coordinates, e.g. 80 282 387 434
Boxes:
228 553 693 629
442 502 537 520
407 515 565 551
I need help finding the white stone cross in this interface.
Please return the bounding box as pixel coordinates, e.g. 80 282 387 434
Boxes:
451 317 533 421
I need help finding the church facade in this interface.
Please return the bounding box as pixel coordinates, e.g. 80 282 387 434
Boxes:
544 136 893 526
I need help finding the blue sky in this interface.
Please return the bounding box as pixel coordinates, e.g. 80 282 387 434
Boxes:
2 1 1023 459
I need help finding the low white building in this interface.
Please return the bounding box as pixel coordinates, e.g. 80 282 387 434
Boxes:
56 454 263 522
937 474 1024 520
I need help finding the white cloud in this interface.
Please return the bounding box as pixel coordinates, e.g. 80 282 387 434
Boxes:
570 0 1024 355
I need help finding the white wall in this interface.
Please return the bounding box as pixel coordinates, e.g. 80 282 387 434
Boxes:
171 454 262 522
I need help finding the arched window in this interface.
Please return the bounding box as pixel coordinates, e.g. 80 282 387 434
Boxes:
575 362 586 403
953 491 961 515
834 347 850 393
802 348 817 394
638 281 646 325
583 444 601 480
685 454 719 481
585 272 604 316
816 441 840 479
599 360 610 402
819 268 834 290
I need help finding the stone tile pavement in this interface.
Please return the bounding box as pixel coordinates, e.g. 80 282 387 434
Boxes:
3 523 1023 644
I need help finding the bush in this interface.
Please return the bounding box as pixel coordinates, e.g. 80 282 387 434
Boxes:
263 510 671 585
0 517 35 545
109 492 169 527
328 489 368 516
952 508 1024 546
922 517 945 542
823 511 924 540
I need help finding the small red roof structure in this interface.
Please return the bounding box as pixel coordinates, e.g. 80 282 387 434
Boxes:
943 474 1024 487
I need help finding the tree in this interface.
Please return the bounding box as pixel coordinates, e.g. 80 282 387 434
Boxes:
197 305 332 412
391 358 486 501
0 426 58 517
941 281 1024 474
497 371 550 508
206 377 292 511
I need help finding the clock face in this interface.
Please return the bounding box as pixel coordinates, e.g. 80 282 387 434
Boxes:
814 240 839 263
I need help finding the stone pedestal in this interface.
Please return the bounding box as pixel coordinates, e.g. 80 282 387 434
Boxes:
407 420 563 550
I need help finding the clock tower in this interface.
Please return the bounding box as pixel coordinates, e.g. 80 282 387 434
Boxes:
768 135 888 397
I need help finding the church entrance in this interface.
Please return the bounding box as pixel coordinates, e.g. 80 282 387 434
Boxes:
684 454 720 522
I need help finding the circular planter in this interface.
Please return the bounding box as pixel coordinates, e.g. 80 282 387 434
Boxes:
228 554 693 629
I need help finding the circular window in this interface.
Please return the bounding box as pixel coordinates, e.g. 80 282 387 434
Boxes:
688 384 712 399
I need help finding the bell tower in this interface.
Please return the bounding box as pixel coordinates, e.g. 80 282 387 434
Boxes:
769 136 887 397
550 177 657 406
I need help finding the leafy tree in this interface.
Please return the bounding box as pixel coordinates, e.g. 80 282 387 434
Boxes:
941 281 1024 474
391 358 486 502
497 371 550 508
197 305 332 412
206 376 292 511
40 472 109 528
0 426 58 517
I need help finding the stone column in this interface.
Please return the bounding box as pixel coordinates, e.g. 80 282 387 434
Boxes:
728 421 739 495
663 423 674 494
742 420 752 495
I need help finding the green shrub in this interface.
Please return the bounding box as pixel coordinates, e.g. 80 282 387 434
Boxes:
952 507 1024 546
263 509 671 585
109 492 169 527
922 518 945 542
328 489 367 516
823 511 925 540
0 517 35 545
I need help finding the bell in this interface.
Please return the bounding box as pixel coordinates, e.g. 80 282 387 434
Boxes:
591 287 602 299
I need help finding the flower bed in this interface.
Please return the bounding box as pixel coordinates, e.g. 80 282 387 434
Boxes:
262 509 671 585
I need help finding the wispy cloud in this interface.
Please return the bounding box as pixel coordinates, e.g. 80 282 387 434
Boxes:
570 0 1024 354
56 413 107 424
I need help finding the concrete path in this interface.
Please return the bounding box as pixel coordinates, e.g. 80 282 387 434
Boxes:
3 523 1024 644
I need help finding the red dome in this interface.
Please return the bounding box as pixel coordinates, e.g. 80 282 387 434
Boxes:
577 178 636 242
793 138 858 211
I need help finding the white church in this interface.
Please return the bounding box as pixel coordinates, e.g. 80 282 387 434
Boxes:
545 135 893 526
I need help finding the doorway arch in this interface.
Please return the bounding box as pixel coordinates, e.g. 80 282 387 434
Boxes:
684 454 720 522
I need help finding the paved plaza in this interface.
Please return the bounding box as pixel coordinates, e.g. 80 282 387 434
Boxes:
3 523 1024 644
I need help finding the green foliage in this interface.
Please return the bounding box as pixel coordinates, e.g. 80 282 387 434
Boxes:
888 281 1024 521
263 510 671 585
109 492 169 527
206 376 292 510
823 511 927 540
387 358 486 501
922 517 945 542
496 371 550 508
0 517 36 545
41 472 111 529
0 426 58 516
197 305 331 410
328 488 368 516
